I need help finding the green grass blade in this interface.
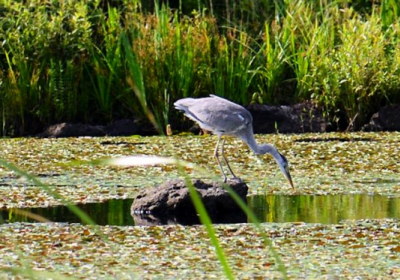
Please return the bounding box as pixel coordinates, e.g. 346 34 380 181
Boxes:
181 170 234 280
222 183 288 279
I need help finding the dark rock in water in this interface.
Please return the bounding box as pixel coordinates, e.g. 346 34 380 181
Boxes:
362 104 400 132
37 118 157 138
107 118 157 136
246 102 328 134
188 124 202 135
131 179 248 225
37 123 106 138
105 119 139 136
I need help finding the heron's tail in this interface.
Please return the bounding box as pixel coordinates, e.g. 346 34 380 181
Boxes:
173 98 196 110
174 98 203 124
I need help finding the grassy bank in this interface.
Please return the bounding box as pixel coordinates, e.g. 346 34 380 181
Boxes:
0 0 400 136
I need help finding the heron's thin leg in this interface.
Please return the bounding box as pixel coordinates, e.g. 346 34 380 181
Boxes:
214 135 227 182
220 137 239 179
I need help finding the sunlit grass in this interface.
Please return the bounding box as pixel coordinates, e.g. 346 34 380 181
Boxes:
1 1 400 135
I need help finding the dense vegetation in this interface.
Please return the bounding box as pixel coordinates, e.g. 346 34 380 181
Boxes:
0 0 400 136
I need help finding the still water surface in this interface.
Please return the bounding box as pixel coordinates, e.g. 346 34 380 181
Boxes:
1 194 399 226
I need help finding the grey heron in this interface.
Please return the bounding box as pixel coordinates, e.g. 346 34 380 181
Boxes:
174 95 294 189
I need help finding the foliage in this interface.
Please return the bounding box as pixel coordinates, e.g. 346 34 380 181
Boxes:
0 0 400 135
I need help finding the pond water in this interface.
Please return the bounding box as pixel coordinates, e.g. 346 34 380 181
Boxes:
0 132 399 227
1 194 399 226
0 133 399 279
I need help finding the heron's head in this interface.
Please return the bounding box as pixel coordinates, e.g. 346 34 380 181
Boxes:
277 153 294 189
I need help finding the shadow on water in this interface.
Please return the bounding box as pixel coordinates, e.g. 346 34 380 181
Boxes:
293 137 375 142
1 194 400 226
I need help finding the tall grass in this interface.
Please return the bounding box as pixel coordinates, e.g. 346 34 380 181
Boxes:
0 0 92 133
304 5 400 129
86 6 122 121
0 0 400 135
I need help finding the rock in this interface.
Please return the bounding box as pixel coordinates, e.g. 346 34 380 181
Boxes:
362 104 400 132
246 102 328 134
37 123 106 138
188 124 202 135
131 118 158 136
131 179 248 224
187 124 210 135
37 118 155 138
105 119 139 136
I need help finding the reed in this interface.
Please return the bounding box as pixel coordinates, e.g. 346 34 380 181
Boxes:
0 0 400 135
305 5 400 129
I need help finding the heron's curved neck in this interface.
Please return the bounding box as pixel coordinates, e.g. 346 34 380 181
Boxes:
241 132 280 159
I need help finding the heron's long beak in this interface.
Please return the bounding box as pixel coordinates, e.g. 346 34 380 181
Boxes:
284 166 294 190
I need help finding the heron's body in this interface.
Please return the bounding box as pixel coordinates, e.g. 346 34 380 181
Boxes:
174 95 294 189
174 95 253 137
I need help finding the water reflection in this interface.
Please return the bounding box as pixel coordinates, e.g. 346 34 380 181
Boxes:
132 209 246 226
0 199 135 226
1 194 399 226
249 194 400 224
